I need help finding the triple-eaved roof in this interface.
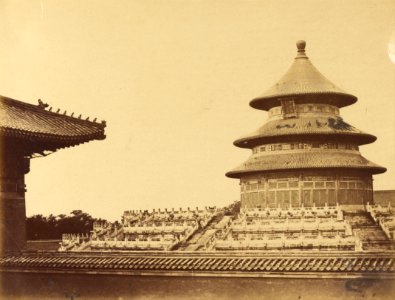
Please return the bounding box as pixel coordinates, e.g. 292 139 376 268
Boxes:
227 41 385 179
0 95 106 153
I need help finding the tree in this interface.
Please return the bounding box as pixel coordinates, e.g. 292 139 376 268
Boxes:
26 211 107 240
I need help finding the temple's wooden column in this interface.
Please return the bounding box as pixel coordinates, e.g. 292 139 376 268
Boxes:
0 147 29 256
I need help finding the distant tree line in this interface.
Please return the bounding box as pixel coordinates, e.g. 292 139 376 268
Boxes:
26 210 107 240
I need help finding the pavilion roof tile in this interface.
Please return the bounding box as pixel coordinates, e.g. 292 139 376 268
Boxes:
0 95 106 149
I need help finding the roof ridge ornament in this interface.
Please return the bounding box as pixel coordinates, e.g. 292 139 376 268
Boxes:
296 40 307 58
37 99 49 109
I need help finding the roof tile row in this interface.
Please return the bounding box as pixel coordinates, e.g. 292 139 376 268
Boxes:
1 255 394 273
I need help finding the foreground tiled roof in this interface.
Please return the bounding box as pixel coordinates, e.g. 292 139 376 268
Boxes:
1 253 394 277
226 152 386 178
250 41 357 110
0 95 106 150
234 117 376 148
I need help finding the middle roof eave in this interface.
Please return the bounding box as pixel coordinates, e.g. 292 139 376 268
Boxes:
233 116 377 148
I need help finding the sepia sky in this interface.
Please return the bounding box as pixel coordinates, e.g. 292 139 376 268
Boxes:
0 0 394 221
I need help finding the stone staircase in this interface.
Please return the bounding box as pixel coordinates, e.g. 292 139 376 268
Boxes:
176 211 226 251
344 211 393 251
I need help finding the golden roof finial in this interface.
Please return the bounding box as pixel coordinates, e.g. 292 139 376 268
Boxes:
296 40 307 58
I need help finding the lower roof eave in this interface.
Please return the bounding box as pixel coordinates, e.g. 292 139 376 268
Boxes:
226 166 387 179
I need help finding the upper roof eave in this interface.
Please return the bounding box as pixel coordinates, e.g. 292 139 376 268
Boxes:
249 41 357 111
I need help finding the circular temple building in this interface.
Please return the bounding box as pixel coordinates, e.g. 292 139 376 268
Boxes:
226 41 386 210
